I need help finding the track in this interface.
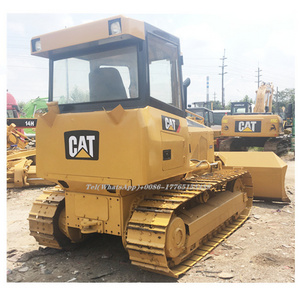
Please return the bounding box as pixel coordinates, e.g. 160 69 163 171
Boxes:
126 169 253 277
219 136 290 156
218 138 248 151
264 138 290 156
28 169 253 278
28 189 69 249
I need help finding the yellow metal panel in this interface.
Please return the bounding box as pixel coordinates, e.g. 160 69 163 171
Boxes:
221 114 283 137
65 192 122 236
32 15 145 58
73 193 109 220
104 197 121 236
216 151 289 202
180 191 245 244
47 174 132 194
161 131 185 170
188 127 214 162
36 105 192 189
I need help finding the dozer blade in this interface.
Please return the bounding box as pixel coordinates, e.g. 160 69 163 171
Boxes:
215 152 290 203
7 149 55 188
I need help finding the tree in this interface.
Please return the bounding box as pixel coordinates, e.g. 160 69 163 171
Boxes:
225 101 231 110
240 95 253 103
17 101 26 116
273 88 295 116
224 95 253 111
210 100 231 110
212 100 223 110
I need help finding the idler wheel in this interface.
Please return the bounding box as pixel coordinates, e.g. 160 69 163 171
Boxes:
227 178 244 192
166 216 186 258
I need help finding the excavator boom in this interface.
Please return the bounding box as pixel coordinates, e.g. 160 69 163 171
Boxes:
253 82 274 113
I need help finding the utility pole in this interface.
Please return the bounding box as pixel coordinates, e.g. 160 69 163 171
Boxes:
219 49 227 108
255 66 262 89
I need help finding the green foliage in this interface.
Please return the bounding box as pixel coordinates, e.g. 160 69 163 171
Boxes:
17 98 48 117
22 97 48 118
272 88 295 116
224 101 232 110
17 101 26 115
211 100 231 110
212 100 223 110
240 95 253 103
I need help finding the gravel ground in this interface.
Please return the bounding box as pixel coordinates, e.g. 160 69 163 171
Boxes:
3 153 297 297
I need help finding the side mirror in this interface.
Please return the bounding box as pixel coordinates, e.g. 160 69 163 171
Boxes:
183 78 191 110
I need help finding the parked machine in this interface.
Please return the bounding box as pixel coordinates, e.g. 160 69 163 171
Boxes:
187 101 214 127
7 122 54 188
7 92 24 135
7 92 21 118
218 83 290 155
7 93 53 188
27 16 289 277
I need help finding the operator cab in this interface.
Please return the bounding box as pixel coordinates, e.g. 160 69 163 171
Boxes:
7 92 21 118
31 16 185 117
186 107 214 127
230 102 252 115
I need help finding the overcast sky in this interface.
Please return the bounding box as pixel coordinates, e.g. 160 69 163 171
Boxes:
4 1 296 107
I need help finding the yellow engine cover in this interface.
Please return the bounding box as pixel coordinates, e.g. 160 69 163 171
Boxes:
221 114 283 137
36 103 215 193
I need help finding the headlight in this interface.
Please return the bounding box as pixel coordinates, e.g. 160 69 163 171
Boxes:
109 19 122 35
32 38 41 52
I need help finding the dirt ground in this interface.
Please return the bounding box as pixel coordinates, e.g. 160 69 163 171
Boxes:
5 153 296 286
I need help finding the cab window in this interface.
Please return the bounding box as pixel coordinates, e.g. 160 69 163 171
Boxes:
53 45 139 104
148 34 182 109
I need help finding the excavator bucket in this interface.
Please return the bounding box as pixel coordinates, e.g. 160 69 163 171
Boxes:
215 152 290 203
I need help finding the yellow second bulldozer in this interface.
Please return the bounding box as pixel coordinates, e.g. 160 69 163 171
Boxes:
28 16 289 277
7 122 54 188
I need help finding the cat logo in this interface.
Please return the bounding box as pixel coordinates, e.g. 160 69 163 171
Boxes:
235 121 261 133
64 130 99 160
161 115 180 132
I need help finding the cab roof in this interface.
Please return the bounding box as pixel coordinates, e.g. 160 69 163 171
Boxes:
31 15 146 58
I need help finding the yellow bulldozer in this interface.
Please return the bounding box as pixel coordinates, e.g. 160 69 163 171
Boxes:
27 16 289 278
218 83 290 155
7 122 54 188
